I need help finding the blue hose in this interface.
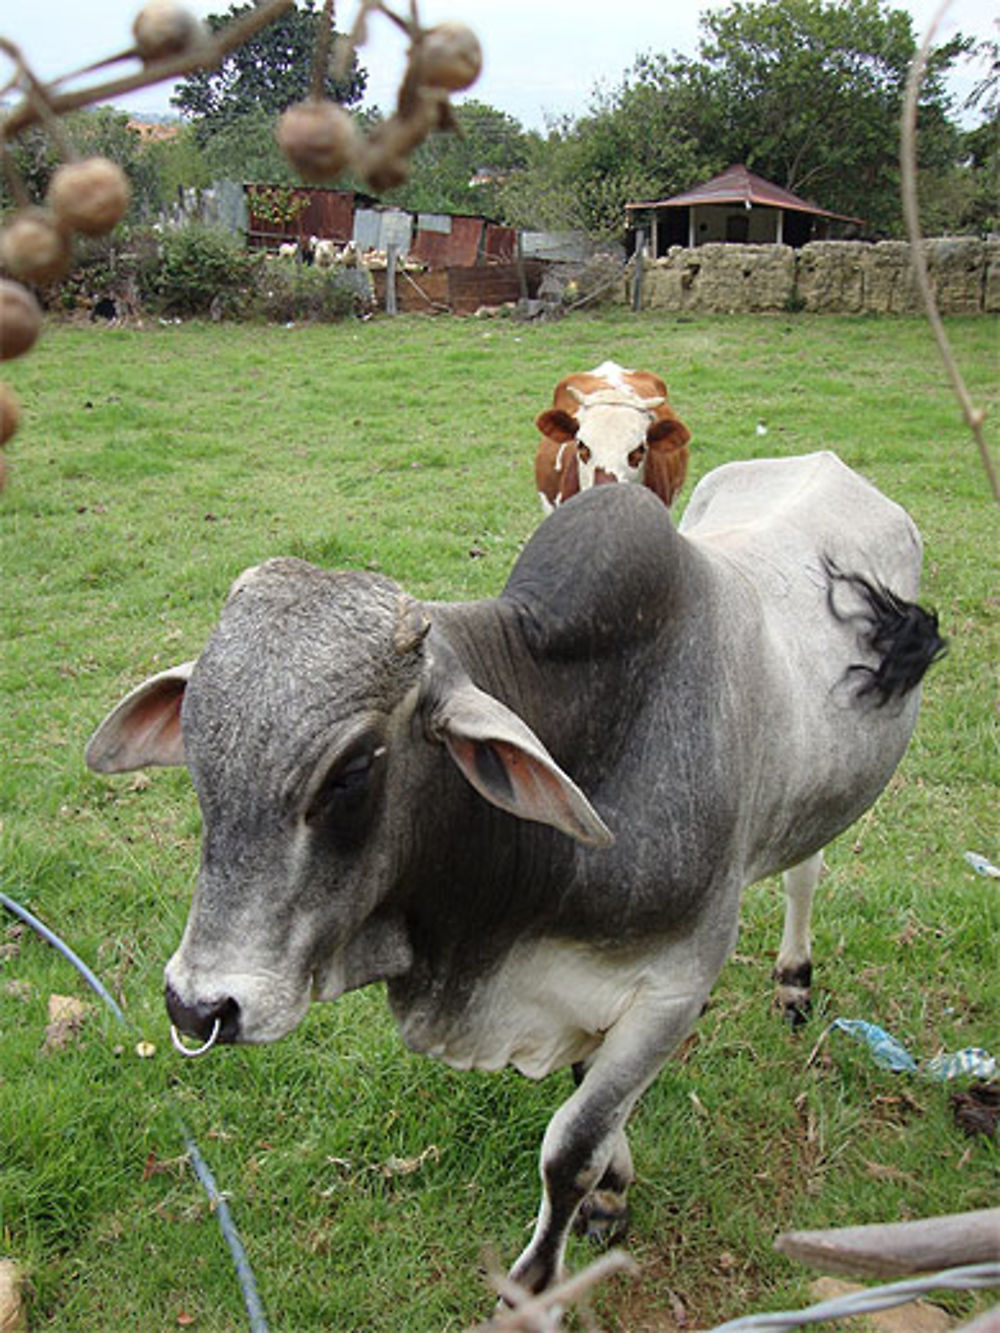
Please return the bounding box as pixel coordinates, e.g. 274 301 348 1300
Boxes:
0 889 269 1333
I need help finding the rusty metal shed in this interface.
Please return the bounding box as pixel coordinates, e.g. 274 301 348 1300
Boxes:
244 185 363 250
244 184 516 270
626 164 864 253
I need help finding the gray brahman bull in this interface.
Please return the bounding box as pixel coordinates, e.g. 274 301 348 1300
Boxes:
85 451 944 1294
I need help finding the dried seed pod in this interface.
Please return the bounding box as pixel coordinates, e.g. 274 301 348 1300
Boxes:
360 99 437 191
417 22 482 92
363 148 410 193
0 383 20 446
0 280 43 361
133 0 203 61
277 100 359 183
0 208 73 286
47 158 131 236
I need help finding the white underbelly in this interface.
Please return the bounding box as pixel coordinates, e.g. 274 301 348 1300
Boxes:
396 937 667 1080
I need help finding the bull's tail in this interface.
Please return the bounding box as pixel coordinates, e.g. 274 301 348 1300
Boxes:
824 558 947 708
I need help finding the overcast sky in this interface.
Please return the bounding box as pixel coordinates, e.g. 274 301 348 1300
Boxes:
2 0 995 130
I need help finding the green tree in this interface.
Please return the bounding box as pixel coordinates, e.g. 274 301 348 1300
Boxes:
390 101 530 215
503 0 971 241
142 123 213 205
172 0 366 144
627 0 967 235
197 105 300 184
1 108 163 221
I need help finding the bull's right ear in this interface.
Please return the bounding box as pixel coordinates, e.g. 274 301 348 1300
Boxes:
84 662 195 773
427 676 613 848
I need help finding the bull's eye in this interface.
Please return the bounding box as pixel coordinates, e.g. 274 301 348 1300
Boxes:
304 737 385 832
627 442 647 467
577 443 592 464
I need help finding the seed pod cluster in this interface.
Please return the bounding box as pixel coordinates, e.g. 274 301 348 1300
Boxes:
132 0 204 62
276 19 481 192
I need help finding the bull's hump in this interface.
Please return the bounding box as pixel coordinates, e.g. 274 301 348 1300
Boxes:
502 486 694 657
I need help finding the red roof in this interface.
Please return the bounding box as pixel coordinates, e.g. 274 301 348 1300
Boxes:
626 164 863 223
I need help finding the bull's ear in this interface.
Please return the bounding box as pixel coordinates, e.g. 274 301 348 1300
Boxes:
84 663 194 773
536 408 579 444
431 681 613 848
644 416 691 506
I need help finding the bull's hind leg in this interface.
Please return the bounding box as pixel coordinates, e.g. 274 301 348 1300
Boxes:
774 850 823 1026
509 989 706 1295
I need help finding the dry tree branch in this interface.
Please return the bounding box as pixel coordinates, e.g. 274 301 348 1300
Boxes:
1 0 295 140
901 0 999 503
467 1250 639 1333
310 0 336 102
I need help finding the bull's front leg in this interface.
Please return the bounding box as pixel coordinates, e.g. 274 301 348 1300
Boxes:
570 1058 634 1246
509 990 707 1295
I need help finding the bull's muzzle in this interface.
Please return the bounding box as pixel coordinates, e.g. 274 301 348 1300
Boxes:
165 980 241 1054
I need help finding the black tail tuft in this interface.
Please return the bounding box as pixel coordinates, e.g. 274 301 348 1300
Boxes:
824 558 947 708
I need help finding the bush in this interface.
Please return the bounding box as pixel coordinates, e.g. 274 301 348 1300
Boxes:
251 261 369 323
146 225 260 317
38 226 366 324
47 227 162 316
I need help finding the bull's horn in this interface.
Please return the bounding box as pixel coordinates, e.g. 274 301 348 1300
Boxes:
568 385 666 412
395 598 431 655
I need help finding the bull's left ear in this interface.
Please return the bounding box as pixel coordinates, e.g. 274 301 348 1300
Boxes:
430 680 614 848
84 662 194 773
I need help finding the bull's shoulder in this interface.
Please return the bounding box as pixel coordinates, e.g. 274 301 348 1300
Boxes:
501 485 703 658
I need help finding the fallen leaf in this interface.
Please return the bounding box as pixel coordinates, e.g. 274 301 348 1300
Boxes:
667 1288 688 1328
863 1160 916 1184
42 994 93 1053
380 1144 440 1177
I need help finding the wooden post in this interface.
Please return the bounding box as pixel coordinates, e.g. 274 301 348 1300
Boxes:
775 1208 1000 1278
385 244 398 316
516 231 528 302
632 228 646 312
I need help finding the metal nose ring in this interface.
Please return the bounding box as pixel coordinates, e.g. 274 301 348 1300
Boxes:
170 1017 221 1058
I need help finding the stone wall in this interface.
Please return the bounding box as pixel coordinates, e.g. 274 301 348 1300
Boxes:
632 237 998 315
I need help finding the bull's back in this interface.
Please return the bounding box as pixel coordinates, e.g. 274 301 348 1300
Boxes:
679 451 921 595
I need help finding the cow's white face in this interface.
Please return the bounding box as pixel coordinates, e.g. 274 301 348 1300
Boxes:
573 403 653 490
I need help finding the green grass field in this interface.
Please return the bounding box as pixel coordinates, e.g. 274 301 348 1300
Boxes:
1 310 997 1332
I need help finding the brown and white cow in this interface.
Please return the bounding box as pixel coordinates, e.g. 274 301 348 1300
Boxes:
534 360 691 513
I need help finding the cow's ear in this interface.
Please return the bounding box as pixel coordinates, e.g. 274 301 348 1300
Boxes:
430 681 613 848
85 663 194 773
536 408 579 444
646 415 690 451
644 416 691 506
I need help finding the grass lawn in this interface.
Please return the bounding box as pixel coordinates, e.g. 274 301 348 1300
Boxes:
1 308 997 1332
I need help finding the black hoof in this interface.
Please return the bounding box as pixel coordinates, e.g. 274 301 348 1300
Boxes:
574 1191 629 1247
780 995 811 1028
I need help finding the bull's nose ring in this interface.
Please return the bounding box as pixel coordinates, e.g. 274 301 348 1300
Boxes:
170 1018 221 1058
